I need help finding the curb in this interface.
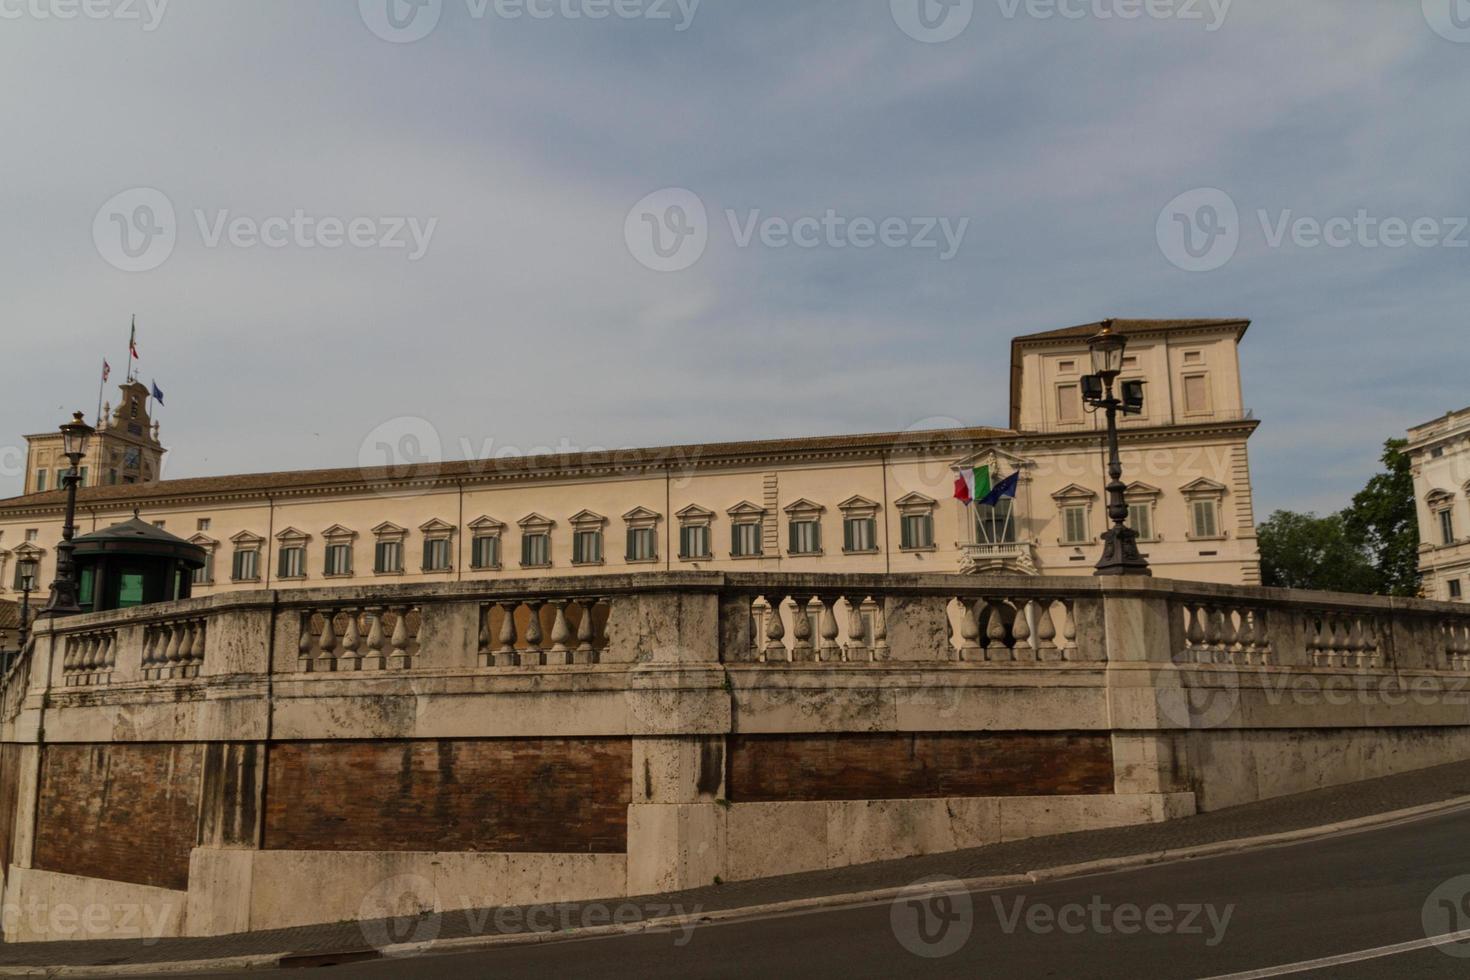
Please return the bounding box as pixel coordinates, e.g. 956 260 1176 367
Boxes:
5 794 1470 976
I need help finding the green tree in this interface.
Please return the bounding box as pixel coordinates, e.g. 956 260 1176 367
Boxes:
1257 510 1380 594
1342 438 1420 597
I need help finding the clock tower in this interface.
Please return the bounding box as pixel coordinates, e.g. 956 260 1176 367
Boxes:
23 381 168 493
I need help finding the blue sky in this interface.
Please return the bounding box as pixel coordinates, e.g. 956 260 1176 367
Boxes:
2 0 1467 516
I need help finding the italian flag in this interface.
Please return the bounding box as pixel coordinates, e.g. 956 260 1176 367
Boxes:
954 464 991 506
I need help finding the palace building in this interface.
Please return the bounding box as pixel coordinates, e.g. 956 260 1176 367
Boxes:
1408 406 1470 602
0 319 1262 600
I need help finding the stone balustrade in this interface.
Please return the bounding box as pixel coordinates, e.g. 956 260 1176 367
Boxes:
2 572 1470 945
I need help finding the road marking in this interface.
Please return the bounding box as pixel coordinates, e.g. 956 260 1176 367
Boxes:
1198 927 1470 979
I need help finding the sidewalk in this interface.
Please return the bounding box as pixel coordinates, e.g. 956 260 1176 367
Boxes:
7 760 1470 975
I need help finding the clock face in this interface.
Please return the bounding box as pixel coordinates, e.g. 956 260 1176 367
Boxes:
124 449 141 468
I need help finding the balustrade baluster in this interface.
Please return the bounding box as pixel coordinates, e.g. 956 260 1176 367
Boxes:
389 608 412 670
957 599 981 662
495 601 519 668
341 612 362 672
1011 602 1034 663
845 597 868 663
549 600 574 665
1061 601 1080 661
763 596 788 664
298 612 316 672
521 601 545 667
574 598 598 665
818 597 840 662
985 601 1012 663
317 613 338 673
791 596 816 663
364 608 387 671
871 600 889 661
1035 600 1060 662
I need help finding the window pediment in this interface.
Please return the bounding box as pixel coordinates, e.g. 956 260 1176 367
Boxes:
676 504 715 522
518 513 555 532
783 498 825 517
1124 481 1163 500
1428 489 1456 507
623 507 662 527
230 531 264 547
418 518 456 537
275 527 310 544
727 501 766 520
569 510 608 529
321 524 358 542
839 495 881 518
1051 483 1099 503
1179 477 1228 498
894 491 938 514
372 521 408 539
189 534 220 550
467 516 505 534
954 447 1031 473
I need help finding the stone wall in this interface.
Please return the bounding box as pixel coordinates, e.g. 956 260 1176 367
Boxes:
0 571 1467 940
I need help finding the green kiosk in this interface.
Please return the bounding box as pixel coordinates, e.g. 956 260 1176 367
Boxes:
71 514 208 613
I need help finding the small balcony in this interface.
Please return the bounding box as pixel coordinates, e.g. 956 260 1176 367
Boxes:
959 541 1040 575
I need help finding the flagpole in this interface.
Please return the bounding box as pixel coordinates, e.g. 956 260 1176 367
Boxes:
1001 477 1015 544
95 360 107 428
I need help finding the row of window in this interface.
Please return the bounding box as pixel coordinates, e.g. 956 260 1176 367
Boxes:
977 497 1221 546
200 512 940 585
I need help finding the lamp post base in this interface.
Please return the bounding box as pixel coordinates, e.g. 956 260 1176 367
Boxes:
1095 526 1152 577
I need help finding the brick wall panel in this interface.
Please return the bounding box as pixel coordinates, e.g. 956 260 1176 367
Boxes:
728 733 1113 802
34 743 203 890
264 739 632 854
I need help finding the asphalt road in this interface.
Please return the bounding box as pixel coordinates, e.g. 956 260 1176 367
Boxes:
205 806 1470 979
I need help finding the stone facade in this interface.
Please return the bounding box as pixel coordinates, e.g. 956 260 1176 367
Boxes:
1409 406 1470 602
0 320 1262 600
2 571 1469 941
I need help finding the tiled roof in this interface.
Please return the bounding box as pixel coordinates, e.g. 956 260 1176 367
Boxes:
0 424 1016 514
0 602 18 630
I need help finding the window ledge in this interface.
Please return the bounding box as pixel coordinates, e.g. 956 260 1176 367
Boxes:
231 578 262 585
842 548 881 556
324 573 354 579
520 563 553 570
571 561 606 568
625 557 661 565
678 555 713 563
899 545 938 554
374 569 405 577
788 551 824 558
730 553 765 561
422 567 454 574
1186 534 1228 542
468 565 503 573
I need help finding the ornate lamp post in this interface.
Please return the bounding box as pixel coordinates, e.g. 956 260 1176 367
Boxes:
1082 322 1151 577
41 412 95 616
17 561 36 649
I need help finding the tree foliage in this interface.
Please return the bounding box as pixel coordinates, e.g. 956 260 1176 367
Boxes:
1257 439 1420 596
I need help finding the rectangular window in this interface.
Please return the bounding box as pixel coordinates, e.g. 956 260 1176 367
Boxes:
572 530 603 565
626 527 657 562
375 541 403 573
1056 384 1082 423
680 525 711 560
198 518 211 532
470 536 500 570
325 544 353 576
1432 447 1446 459
522 533 550 567
14 560 38 591
1128 502 1153 542
1061 505 1090 545
34 471 46 493
901 514 934 550
789 520 821 555
732 523 762 558
423 538 452 572
232 549 259 582
844 517 877 553
1450 580 1463 600
1183 374 1210 414
278 547 305 579
976 500 1016 545
1192 500 1219 539
193 554 214 586
77 467 88 487
1442 509 1456 546
25 530 38 543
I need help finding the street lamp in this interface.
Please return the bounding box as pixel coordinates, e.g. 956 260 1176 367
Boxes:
17 560 37 649
41 412 95 616
1083 322 1151 577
